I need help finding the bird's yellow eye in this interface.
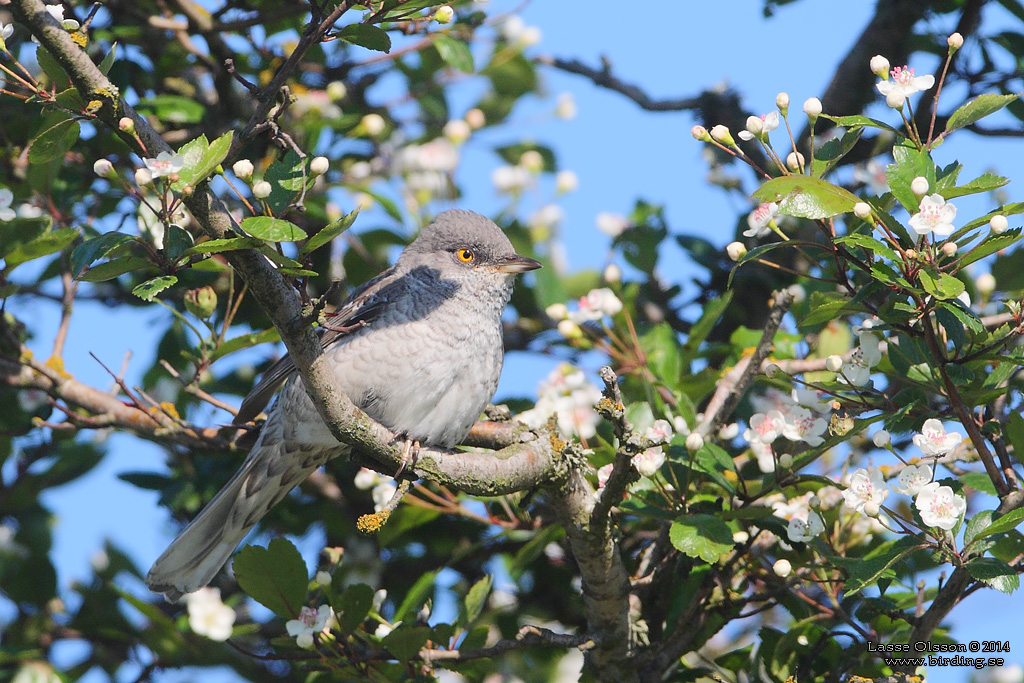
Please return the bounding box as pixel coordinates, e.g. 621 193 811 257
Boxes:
457 248 475 263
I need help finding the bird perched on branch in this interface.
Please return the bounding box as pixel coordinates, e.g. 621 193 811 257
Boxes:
146 210 541 601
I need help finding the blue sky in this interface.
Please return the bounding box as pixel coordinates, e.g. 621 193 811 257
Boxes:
11 1 1024 680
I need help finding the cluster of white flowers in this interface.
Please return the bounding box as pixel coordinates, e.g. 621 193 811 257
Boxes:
738 112 780 142
354 467 398 513
393 138 459 200
836 331 882 386
743 387 830 468
499 15 542 47
570 287 623 324
185 587 236 642
291 89 342 120
516 363 602 439
491 164 534 195
285 604 333 649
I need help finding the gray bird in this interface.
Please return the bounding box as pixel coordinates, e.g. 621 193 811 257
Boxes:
146 210 540 601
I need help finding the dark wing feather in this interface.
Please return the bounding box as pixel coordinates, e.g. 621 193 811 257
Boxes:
233 267 397 425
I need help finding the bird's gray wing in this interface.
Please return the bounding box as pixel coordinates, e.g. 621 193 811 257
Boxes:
233 267 399 425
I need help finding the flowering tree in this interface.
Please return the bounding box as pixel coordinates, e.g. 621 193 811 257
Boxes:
2 1 1024 682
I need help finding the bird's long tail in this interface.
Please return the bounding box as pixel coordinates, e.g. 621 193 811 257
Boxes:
146 424 337 602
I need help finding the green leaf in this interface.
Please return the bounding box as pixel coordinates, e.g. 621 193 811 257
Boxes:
640 324 682 390
971 508 1024 541
821 113 900 135
71 232 135 276
209 327 281 362
233 538 308 619
959 228 1022 269
679 292 732 368
396 570 438 622
669 514 734 563
173 131 233 191
78 256 152 282
1006 411 1024 467
339 23 392 52
462 575 492 626
886 143 935 213
941 172 1009 200
131 275 177 301
434 35 474 73
810 127 862 178
98 42 118 75
381 624 431 661
3 227 78 271
299 209 359 257
335 583 375 633
945 93 1020 133
965 510 995 547
136 94 205 125
918 270 965 300
753 176 859 219
0 216 52 259
28 118 80 164
187 237 264 255
240 217 307 242
800 291 850 328
840 535 921 597
966 557 1020 593
264 150 312 214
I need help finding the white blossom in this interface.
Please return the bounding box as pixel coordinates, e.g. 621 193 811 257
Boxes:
596 212 629 237
556 92 577 120
570 288 622 323
372 480 397 512
738 111 780 141
745 411 785 444
186 588 236 641
491 164 533 194
787 513 825 542
750 441 775 473
516 364 602 440
781 407 827 446
891 463 932 496
143 152 184 179
744 202 779 238
286 605 332 649
909 194 957 237
912 419 963 457
853 159 889 195
842 468 889 513
555 170 578 194
232 159 254 179
990 215 1009 234
876 65 935 99
0 188 16 221
632 447 665 478
914 482 966 530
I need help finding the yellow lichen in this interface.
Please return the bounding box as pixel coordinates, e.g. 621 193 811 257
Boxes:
356 511 389 534
159 402 180 419
44 355 71 379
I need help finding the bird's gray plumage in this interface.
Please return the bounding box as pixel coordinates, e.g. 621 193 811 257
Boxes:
146 210 539 601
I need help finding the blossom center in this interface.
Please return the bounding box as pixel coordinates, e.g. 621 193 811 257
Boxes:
891 66 915 85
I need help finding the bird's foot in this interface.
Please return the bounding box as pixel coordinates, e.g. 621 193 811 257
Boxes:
394 438 421 478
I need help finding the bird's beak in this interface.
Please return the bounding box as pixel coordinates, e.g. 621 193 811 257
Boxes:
496 254 543 273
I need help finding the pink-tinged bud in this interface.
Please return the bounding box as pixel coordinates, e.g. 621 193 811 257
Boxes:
853 202 872 219
710 125 735 146
252 180 272 199
825 355 843 372
941 241 957 257
990 215 1009 234
685 432 704 453
786 152 804 171
118 117 135 134
465 108 485 129
726 241 747 261
310 156 329 175
776 92 790 112
93 158 115 178
947 32 963 50
773 559 792 577
910 176 929 195
870 55 890 79
803 97 822 118
691 125 711 142
886 90 906 109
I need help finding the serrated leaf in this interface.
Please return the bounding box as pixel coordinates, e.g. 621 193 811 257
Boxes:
669 514 734 563
821 113 900 135
841 535 921 597
434 35 474 73
967 557 1020 593
972 508 1024 541
3 227 78 271
173 131 233 191
381 624 431 661
918 270 965 300
28 118 80 164
299 209 359 257
264 150 311 214
810 127 862 178
132 275 177 301
396 570 438 622
187 237 263 254
233 538 308 618
339 23 391 52
462 575 491 626
71 232 135 276
336 583 374 633
887 143 936 213
834 233 900 262
941 172 1009 200
965 510 995 547
959 228 1023 269
240 217 307 242
946 93 1020 133
753 176 859 219
209 327 280 362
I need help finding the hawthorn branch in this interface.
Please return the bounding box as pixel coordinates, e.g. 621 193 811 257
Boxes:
419 625 592 663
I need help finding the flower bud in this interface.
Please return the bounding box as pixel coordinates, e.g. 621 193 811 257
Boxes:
232 159 254 179
315 570 332 587
545 302 568 320
825 355 843 372
520 150 544 173
118 117 135 134
786 152 804 172
434 5 454 23
872 430 890 448
733 530 749 544
744 115 764 137
465 108 486 129
555 170 578 194
603 263 622 284
443 119 471 144
941 241 957 257
361 113 386 137
778 453 793 469
764 363 780 378
557 319 583 340
310 156 329 175
853 202 872 219
93 158 115 178
726 241 747 261
252 180 272 199
803 97 822 118
710 125 734 146
134 167 153 186
947 32 963 50
863 501 880 517
691 125 711 142
886 90 906 110
990 214 1009 234
976 272 996 296
776 92 790 112
870 55 890 78
785 283 806 303
773 559 792 577
685 432 705 453
326 80 347 101
910 176 929 196
184 286 218 319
